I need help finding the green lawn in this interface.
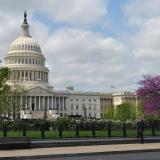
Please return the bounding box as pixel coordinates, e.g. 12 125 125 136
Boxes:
0 129 160 139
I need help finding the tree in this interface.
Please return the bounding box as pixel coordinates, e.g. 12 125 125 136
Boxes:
104 105 114 119
137 75 160 116
115 102 134 121
0 67 10 117
7 74 26 121
0 66 27 121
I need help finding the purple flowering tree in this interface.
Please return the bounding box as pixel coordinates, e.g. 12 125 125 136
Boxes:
137 75 160 116
137 75 160 115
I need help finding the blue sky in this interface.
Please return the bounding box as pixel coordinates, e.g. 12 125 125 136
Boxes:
0 0 160 92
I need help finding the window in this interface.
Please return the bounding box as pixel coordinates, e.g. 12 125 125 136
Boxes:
76 105 79 110
89 99 91 101
76 99 78 101
94 99 96 101
71 99 73 101
71 104 74 110
83 99 85 101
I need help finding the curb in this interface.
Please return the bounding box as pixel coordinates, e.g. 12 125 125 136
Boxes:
31 138 160 148
1 148 160 159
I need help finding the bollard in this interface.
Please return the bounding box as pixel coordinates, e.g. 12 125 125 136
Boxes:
76 124 80 138
123 122 127 137
3 124 7 137
22 124 26 137
41 125 45 139
107 121 111 137
58 126 63 138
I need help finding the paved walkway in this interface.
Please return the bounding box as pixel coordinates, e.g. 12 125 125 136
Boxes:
0 143 160 158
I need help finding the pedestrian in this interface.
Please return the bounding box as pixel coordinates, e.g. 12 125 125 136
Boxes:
139 117 145 144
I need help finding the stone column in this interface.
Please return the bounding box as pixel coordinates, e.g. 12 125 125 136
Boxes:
63 97 65 111
29 96 32 110
35 96 37 110
24 70 26 81
51 97 53 110
47 97 49 110
40 71 42 81
39 96 41 111
27 71 29 80
55 97 56 110
59 97 60 112
44 72 46 82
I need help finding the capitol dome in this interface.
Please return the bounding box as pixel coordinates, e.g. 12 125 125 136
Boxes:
8 36 42 54
4 12 53 90
8 14 41 54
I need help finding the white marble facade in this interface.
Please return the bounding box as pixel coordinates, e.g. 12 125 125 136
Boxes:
4 14 137 119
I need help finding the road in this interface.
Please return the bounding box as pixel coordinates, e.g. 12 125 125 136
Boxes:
26 151 160 160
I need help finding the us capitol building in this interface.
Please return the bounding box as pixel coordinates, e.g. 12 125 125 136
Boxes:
4 13 138 119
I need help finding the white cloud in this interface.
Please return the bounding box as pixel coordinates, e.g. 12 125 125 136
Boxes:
44 28 128 91
38 0 107 26
132 17 160 60
124 0 160 26
0 0 108 26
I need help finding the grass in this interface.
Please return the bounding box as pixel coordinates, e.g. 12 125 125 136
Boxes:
0 129 160 139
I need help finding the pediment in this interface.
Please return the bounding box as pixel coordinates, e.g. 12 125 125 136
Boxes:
24 87 53 96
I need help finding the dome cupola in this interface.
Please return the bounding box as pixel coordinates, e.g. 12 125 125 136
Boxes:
8 12 41 54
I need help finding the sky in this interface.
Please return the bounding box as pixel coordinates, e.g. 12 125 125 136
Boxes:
0 0 160 92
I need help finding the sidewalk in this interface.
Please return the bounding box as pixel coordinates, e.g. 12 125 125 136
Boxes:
0 143 160 159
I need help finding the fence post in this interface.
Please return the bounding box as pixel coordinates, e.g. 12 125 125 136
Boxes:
151 120 155 136
22 123 26 137
3 123 7 137
76 124 80 138
123 122 127 137
107 121 111 137
41 124 45 139
58 126 63 138
92 125 96 138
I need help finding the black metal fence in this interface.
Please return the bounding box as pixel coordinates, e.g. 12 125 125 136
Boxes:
0 120 159 139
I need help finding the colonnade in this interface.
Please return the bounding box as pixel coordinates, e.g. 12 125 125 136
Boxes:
10 70 48 82
24 96 67 112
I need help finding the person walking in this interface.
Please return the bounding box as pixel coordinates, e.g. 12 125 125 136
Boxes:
138 117 145 144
